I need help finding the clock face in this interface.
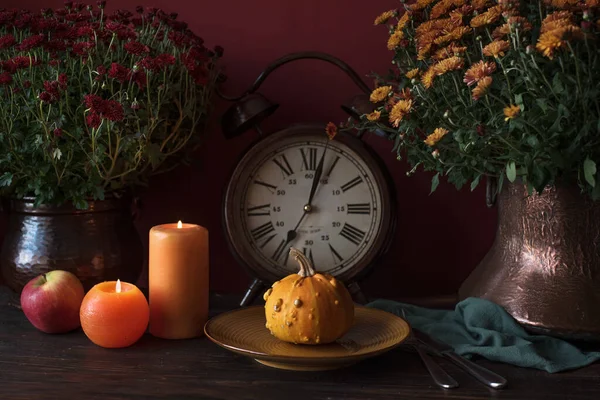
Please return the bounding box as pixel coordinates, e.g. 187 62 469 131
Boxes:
224 126 393 283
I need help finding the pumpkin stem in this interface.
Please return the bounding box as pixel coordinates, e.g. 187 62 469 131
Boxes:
289 247 316 277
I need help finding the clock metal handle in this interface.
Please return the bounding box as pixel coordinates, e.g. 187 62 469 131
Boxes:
240 279 265 307
217 51 372 102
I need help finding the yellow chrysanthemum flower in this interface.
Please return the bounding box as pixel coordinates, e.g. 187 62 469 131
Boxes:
374 10 397 25
544 0 579 8
366 110 381 121
389 99 413 127
422 66 437 89
406 68 420 79
369 86 392 103
535 26 581 59
472 76 492 100
424 128 449 146
483 40 511 58
387 30 405 50
397 12 410 30
472 0 490 10
504 104 521 121
435 56 465 75
417 44 433 60
541 11 573 33
470 5 503 28
450 5 474 24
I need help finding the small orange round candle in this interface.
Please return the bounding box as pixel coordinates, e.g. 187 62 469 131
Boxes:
80 280 149 348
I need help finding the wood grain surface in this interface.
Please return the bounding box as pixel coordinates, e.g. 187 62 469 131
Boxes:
1 287 599 400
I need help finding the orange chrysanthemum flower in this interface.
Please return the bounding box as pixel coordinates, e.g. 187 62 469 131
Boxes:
435 56 465 75
504 105 520 121
470 5 503 28
326 122 338 140
389 99 413 127
544 0 579 8
472 76 492 100
536 26 581 59
541 11 573 33
406 68 420 79
422 66 437 88
387 30 405 50
409 0 437 11
471 0 489 10
370 86 392 103
433 42 467 60
483 40 510 57
424 128 449 146
450 5 474 24
464 60 496 86
417 43 433 60
433 26 472 46
430 0 455 19
492 24 511 39
374 10 397 25
397 12 410 30
366 110 381 121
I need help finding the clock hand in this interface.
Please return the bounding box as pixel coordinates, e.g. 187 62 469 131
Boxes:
284 210 307 245
306 140 329 206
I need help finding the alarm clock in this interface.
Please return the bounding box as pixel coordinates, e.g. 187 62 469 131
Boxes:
219 52 396 306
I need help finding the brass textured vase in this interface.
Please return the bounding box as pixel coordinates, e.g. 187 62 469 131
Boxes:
1 197 144 296
459 182 600 339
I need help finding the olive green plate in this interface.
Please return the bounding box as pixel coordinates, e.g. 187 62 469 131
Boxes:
204 306 411 371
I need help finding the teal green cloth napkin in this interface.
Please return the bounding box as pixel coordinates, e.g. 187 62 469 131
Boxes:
367 297 600 373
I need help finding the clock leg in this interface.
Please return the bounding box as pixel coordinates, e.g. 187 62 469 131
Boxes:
347 282 368 305
240 279 266 307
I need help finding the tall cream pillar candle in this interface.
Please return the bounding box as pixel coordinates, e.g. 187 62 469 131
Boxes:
149 221 209 339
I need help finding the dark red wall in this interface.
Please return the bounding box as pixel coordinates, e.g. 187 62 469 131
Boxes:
1 0 496 299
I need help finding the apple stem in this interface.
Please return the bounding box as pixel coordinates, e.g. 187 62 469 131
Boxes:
40 274 48 284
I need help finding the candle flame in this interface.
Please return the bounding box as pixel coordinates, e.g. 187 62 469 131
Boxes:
177 220 183 229
116 279 122 293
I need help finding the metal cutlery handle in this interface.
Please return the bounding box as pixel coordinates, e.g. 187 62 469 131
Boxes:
414 345 459 389
444 352 507 389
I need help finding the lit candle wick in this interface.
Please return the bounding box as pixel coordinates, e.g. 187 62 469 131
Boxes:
116 279 122 293
177 220 183 229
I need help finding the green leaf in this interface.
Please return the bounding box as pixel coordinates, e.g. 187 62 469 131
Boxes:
470 174 481 191
584 158 596 187
506 161 517 183
536 98 549 113
515 94 524 111
430 173 440 194
0 172 13 187
552 74 565 94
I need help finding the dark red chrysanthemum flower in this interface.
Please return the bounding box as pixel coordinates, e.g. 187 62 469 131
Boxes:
86 112 101 128
139 56 156 71
48 59 61 67
132 70 147 89
124 41 150 56
97 65 106 75
16 34 44 51
5 56 40 72
108 62 130 83
76 25 95 37
135 6 144 14
58 73 68 90
44 39 68 53
71 41 95 56
54 128 63 137
103 100 124 121
96 0 106 8
0 34 16 49
168 31 186 47
23 80 31 88
84 94 105 112
0 72 12 85
155 53 176 68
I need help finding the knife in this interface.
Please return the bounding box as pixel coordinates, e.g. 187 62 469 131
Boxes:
413 329 508 390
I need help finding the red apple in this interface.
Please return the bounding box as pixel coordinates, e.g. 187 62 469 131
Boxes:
20 270 85 334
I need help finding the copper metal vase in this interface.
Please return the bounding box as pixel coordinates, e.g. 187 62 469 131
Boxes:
0 197 144 298
459 182 600 339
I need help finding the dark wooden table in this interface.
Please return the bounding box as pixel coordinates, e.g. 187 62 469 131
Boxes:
1 288 599 400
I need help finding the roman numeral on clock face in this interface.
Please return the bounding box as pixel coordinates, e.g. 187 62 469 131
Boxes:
247 204 270 216
300 147 318 171
347 203 371 215
339 223 366 246
341 176 363 192
302 247 315 266
326 156 340 177
250 222 275 242
273 154 294 177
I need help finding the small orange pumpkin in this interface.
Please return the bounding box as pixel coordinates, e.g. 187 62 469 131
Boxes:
263 247 355 344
